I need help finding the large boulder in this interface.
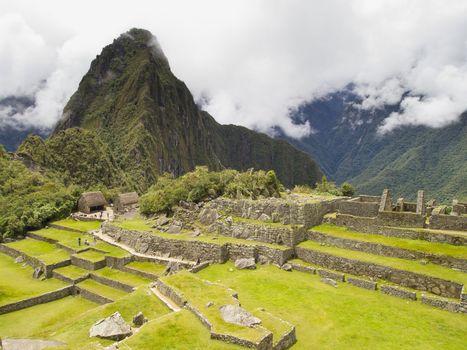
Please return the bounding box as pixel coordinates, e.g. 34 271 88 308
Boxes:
234 258 256 270
219 304 261 327
132 311 147 327
89 312 132 341
198 208 219 225
258 213 271 222
164 261 183 276
166 224 182 234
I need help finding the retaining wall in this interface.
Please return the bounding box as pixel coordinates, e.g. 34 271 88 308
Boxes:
346 276 377 290
75 286 113 304
119 265 159 280
295 247 463 298
0 286 74 315
420 295 464 314
89 273 134 293
338 198 379 217
429 214 467 231
70 255 106 270
380 284 417 300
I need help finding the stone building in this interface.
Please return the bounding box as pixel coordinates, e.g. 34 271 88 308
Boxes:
78 191 107 214
114 192 139 212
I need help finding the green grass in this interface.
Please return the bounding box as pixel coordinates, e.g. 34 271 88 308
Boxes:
297 240 467 285
231 216 295 228
51 218 102 232
0 296 97 338
312 224 467 258
0 253 67 306
4 238 70 265
91 267 151 287
53 265 89 280
388 226 467 236
76 279 128 301
32 227 90 252
74 250 106 262
92 241 130 258
162 272 270 343
113 217 154 232
123 310 242 349
126 261 166 275
51 287 171 349
197 262 467 350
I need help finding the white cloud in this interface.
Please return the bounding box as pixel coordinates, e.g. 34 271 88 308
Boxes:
0 0 466 136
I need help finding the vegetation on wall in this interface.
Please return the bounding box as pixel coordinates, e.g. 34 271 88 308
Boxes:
293 176 355 197
140 166 282 214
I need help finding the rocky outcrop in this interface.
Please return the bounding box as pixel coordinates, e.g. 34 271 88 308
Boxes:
219 304 261 327
235 258 256 270
89 312 132 341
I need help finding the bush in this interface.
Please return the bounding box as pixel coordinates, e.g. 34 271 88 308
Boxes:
140 167 283 215
340 182 355 197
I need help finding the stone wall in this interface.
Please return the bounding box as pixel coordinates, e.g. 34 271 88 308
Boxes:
89 273 134 293
376 211 425 228
380 285 417 300
0 286 74 315
317 268 345 282
295 247 463 298
217 221 305 247
346 276 377 290
119 265 159 280
273 325 296 350
306 230 467 271
338 198 379 217
53 270 89 284
420 295 464 314
155 279 187 307
429 214 467 231
75 286 113 304
105 255 133 269
70 255 106 270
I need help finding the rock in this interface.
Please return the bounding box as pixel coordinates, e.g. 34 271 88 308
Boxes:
132 312 147 327
32 267 43 279
234 258 256 270
281 263 293 271
419 259 428 265
156 215 169 226
258 256 269 265
225 216 233 226
206 301 214 308
321 278 338 288
285 189 291 194
179 200 192 210
89 312 132 341
14 256 24 264
271 213 280 223
219 304 261 327
166 225 182 234
190 228 201 237
164 261 183 276
258 213 271 222
198 208 219 225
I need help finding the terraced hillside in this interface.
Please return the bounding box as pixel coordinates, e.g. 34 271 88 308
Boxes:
0 193 466 349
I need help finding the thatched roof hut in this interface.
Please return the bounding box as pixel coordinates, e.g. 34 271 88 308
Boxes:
114 192 139 211
78 191 107 214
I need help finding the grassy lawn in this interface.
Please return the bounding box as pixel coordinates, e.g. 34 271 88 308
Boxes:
76 279 128 300
162 272 271 343
92 241 130 258
92 267 151 287
51 287 170 349
113 217 154 231
32 227 90 252
197 262 467 350
388 226 467 237
53 265 89 280
52 218 102 232
312 224 467 258
126 261 166 275
123 310 242 350
0 253 67 306
0 296 97 338
297 240 467 285
74 250 106 262
4 238 70 265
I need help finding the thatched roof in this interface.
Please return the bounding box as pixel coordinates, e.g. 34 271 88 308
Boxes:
79 191 107 207
116 192 139 206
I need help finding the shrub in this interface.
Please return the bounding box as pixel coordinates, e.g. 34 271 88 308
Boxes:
340 182 355 197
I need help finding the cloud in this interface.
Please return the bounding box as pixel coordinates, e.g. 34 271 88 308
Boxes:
0 0 467 136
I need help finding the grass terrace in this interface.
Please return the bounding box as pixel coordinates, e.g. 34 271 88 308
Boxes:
4 238 70 265
312 224 467 258
126 261 166 275
92 241 130 258
196 262 467 350
53 265 89 280
388 226 467 237
122 310 242 349
32 227 90 252
51 287 171 349
76 279 128 301
74 249 106 262
92 267 151 287
113 217 154 232
52 218 102 232
0 253 67 306
297 240 467 286
161 271 271 343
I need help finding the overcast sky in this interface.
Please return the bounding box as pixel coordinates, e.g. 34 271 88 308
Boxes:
1 0 467 137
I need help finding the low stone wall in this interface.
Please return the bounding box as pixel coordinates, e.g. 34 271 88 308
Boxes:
420 295 464 314
429 214 467 231
346 276 377 290
317 268 345 282
89 273 134 293
133 255 193 268
211 330 273 350
380 284 417 300
106 255 133 269
26 231 57 244
273 326 296 350
155 279 187 307
217 221 305 247
376 211 425 228
44 260 71 278
289 262 316 275
295 247 464 298
119 265 159 280
75 286 113 304
307 230 467 271
338 199 379 218
70 255 106 270
53 270 89 284
0 286 74 315
48 224 84 234
334 214 467 245
255 246 295 266
189 261 211 273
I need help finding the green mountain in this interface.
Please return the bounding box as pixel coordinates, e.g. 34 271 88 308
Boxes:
21 28 321 191
283 91 467 202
